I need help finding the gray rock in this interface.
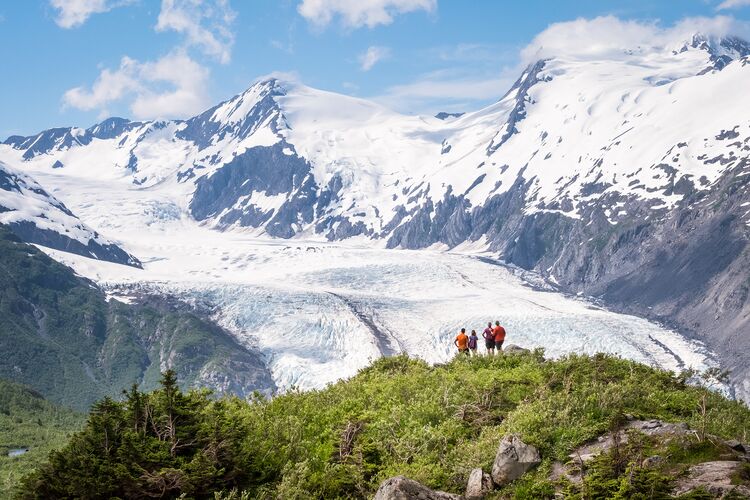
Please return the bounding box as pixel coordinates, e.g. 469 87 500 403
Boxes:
725 439 749 454
465 468 493 499
373 476 461 500
0 166 140 267
673 461 750 497
642 455 664 468
491 434 542 486
7 220 141 268
627 419 689 436
503 344 530 355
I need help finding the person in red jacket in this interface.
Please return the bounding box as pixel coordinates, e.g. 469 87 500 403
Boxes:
493 321 507 352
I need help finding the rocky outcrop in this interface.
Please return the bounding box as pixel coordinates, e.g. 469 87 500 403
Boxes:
491 434 542 486
465 468 493 499
567 419 691 466
552 418 750 497
7 220 141 267
373 476 461 500
673 461 750 498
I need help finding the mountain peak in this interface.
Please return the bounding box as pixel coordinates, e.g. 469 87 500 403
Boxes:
674 33 750 70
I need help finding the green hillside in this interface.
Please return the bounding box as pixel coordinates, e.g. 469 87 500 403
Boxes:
0 379 83 498
0 225 274 411
14 353 750 499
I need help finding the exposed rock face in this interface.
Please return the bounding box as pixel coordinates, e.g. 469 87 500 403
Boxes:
7 220 140 267
673 461 750 498
465 468 493 499
491 434 542 486
373 476 461 500
726 440 750 454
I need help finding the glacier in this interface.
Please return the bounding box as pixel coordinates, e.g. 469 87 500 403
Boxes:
40 220 720 394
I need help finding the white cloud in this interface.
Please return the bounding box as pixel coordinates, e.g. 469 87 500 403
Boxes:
297 0 436 29
717 0 750 10
50 0 132 28
252 71 301 85
63 51 210 120
359 46 390 71
371 69 515 114
156 0 236 64
371 15 750 115
59 0 238 120
521 15 750 62
434 43 517 63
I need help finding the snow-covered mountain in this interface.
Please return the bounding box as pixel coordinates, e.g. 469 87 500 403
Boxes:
2 31 750 394
3 34 749 244
0 161 139 266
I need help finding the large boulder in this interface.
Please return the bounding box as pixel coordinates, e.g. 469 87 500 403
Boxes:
465 468 494 499
491 434 542 486
502 344 530 355
673 461 750 497
373 476 462 500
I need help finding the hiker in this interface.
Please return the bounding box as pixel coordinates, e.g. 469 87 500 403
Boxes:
493 321 507 352
468 330 479 356
454 328 470 356
482 322 495 355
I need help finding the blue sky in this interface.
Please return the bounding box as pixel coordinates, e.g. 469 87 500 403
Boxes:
1 0 750 137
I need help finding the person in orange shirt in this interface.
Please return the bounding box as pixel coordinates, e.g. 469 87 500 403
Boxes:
454 328 470 355
493 321 507 352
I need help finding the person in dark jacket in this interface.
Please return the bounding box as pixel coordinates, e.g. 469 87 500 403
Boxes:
482 321 495 355
468 330 479 356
